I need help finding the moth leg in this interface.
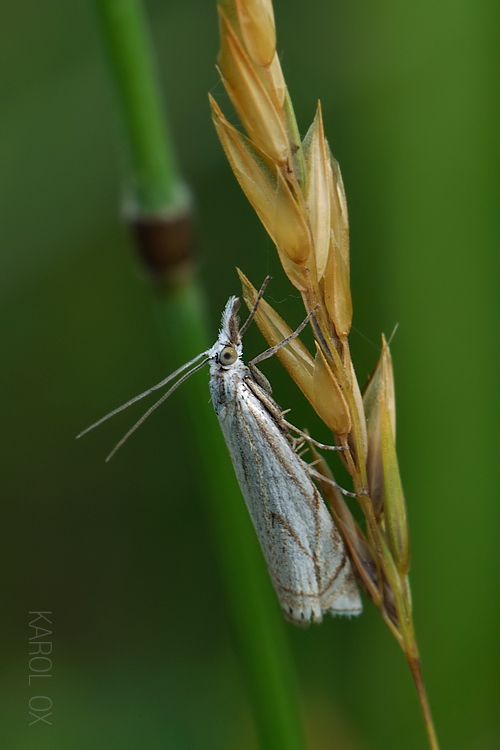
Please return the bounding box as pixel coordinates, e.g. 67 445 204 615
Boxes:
288 432 307 454
283 421 348 452
249 304 320 368
291 435 306 452
248 363 273 395
305 463 368 499
244 376 290 435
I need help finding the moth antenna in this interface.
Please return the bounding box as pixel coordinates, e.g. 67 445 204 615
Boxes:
238 275 272 338
105 357 209 461
76 351 209 439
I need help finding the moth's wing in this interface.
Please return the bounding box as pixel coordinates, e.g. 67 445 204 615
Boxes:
218 381 361 624
312 479 362 618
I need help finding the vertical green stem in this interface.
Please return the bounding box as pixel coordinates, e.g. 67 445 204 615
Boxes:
94 1 306 747
95 0 185 212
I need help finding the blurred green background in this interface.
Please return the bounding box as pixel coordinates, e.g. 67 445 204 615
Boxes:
1 0 499 748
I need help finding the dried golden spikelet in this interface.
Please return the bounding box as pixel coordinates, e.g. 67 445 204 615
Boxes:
276 249 309 293
211 97 311 267
346 355 368 458
218 9 288 164
210 98 279 238
273 171 312 264
312 344 351 436
235 0 276 68
302 104 331 282
364 336 396 516
323 157 352 337
267 53 286 107
363 337 408 573
379 339 408 575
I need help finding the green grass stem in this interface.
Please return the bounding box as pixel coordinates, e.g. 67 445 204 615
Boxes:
95 0 186 213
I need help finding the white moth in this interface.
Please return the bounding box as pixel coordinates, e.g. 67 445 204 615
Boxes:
78 283 362 625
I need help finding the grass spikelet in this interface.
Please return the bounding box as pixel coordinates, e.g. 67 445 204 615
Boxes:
212 2 440 748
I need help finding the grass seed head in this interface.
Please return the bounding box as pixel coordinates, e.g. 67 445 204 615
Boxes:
216 0 421 711
215 4 439 746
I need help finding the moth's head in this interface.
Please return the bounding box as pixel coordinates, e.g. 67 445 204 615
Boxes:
209 296 244 369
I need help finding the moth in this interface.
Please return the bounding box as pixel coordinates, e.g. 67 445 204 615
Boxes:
78 281 362 625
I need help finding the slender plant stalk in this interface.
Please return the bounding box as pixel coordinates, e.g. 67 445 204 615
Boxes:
95 0 184 211
94 0 306 747
407 655 440 750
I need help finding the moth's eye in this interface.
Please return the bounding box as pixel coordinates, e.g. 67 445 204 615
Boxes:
219 346 238 366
